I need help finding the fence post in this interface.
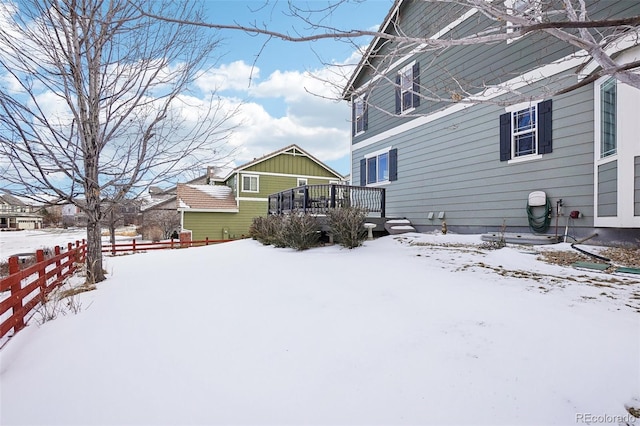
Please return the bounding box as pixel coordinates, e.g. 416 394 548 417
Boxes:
8 256 25 332
206 237 209 246
54 246 61 283
67 242 75 274
132 239 136 253
36 249 46 296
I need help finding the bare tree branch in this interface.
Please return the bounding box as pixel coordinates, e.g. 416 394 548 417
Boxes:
0 0 238 283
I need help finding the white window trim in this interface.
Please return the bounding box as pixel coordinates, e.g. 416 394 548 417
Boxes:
595 77 617 161
241 174 259 193
593 73 640 227
504 101 542 163
398 61 416 115
364 146 392 185
353 94 366 136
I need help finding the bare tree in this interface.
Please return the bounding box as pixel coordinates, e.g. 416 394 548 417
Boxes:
0 0 237 283
138 0 640 98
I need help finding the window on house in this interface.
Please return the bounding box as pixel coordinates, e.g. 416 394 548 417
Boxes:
395 62 420 114
500 99 552 161
241 175 259 192
296 178 308 195
600 77 616 158
360 148 398 185
513 106 536 157
352 95 368 136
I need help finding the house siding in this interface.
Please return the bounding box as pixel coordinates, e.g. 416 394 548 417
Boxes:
352 0 638 145
353 81 596 233
243 153 338 178
597 160 618 217
183 201 267 240
347 0 640 240
634 156 640 216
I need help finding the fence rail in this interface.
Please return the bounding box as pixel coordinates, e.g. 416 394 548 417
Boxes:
0 240 86 341
102 238 230 255
268 184 386 217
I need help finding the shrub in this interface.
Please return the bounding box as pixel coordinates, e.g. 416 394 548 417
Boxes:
279 212 321 251
249 215 286 247
327 207 368 249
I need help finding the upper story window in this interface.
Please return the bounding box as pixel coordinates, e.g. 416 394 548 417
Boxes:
395 62 420 114
241 174 259 193
352 95 368 136
500 99 552 162
599 77 617 158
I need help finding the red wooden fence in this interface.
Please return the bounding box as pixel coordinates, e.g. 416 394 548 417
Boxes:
0 237 231 342
102 238 230 255
0 240 86 341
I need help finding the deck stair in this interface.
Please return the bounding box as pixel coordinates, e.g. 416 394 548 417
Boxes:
384 218 417 235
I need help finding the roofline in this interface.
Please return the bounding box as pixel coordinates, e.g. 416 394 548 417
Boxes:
342 0 404 100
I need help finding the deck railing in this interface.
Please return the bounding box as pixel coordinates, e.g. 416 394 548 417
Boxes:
268 184 385 217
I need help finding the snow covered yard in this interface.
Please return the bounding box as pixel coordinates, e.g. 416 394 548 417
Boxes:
0 231 638 425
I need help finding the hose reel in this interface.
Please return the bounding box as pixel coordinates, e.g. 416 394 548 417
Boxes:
526 191 552 234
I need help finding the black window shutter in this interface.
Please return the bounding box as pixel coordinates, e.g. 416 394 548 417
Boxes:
499 112 511 161
538 99 552 154
389 148 398 181
395 74 401 114
363 96 368 131
351 101 356 136
412 62 420 108
351 100 356 136
360 158 366 186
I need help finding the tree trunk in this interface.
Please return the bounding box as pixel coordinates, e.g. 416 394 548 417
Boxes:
86 217 105 284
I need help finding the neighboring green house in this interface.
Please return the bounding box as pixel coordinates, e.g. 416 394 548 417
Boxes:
177 144 344 240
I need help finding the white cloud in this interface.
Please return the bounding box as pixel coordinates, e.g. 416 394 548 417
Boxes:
196 59 359 173
196 60 259 92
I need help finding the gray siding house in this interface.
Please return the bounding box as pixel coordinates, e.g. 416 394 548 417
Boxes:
344 0 640 244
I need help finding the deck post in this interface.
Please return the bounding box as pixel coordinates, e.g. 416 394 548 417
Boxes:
330 184 336 209
303 186 308 213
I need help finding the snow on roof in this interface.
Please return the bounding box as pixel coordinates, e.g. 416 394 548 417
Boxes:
187 184 232 199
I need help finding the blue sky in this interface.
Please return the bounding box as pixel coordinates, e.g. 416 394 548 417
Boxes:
197 0 394 176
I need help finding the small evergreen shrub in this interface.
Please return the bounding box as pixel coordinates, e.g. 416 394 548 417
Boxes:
327 207 368 249
279 212 321 250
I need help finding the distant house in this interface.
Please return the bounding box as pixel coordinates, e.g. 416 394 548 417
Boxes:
0 192 43 230
177 145 344 240
138 176 208 240
343 0 640 244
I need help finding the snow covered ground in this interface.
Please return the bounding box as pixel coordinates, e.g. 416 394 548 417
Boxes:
0 230 638 425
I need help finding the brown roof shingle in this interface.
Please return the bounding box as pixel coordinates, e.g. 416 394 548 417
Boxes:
177 184 238 211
